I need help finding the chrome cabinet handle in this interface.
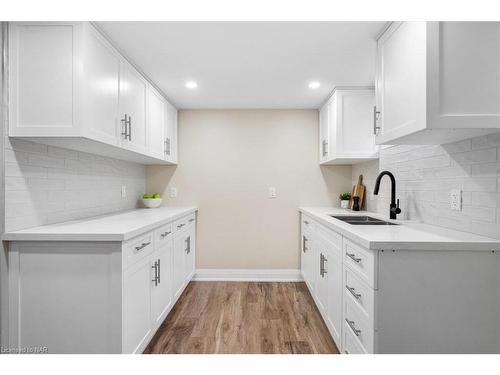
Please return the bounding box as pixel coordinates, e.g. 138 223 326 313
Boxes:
128 115 132 140
185 236 191 254
164 137 170 155
373 106 381 135
346 285 361 300
135 241 151 251
303 220 309 225
344 350 349 354
157 259 160 284
346 252 362 263
322 139 328 156
160 231 171 238
152 261 158 286
302 236 307 253
121 114 131 140
189 218 195 223
320 253 327 277
177 223 185 229
345 318 361 337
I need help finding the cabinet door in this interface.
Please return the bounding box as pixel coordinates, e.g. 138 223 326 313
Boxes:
82 25 120 145
151 244 173 327
147 86 166 159
319 100 330 162
123 256 153 354
184 226 196 282
8 22 81 136
301 232 314 292
300 233 308 282
336 90 376 157
326 249 343 347
315 242 328 313
119 61 148 153
172 234 187 300
164 101 178 163
376 22 426 142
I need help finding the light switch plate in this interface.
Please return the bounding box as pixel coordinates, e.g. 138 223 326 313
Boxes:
450 189 462 211
268 187 277 198
170 187 178 198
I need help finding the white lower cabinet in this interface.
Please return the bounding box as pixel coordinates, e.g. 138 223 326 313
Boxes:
326 246 343 346
173 232 187 300
150 243 173 326
185 225 196 281
300 212 500 354
7 211 197 354
123 256 153 354
314 244 328 313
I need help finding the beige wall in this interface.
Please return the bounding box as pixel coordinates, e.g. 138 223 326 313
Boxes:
146 110 352 269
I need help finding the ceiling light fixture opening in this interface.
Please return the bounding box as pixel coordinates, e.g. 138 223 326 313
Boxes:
308 81 320 89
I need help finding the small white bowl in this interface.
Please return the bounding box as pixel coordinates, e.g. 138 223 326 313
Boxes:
142 198 162 208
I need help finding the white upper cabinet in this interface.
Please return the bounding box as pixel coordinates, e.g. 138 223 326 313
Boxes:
147 85 166 159
319 98 331 163
82 25 120 146
8 22 177 165
9 22 81 135
119 61 148 154
164 100 178 164
375 22 500 145
319 88 378 165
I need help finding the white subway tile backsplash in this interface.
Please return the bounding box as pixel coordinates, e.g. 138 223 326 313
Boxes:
451 148 497 165
4 139 146 232
352 133 500 239
28 153 65 169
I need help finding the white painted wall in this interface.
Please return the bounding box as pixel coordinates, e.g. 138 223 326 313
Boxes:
147 110 352 269
353 132 500 239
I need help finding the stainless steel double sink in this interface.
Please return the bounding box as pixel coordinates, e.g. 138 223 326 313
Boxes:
330 215 399 226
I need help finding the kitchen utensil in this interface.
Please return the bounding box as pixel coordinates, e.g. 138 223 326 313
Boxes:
351 174 366 210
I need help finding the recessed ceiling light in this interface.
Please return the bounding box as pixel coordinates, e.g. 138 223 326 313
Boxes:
185 81 198 89
308 81 320 89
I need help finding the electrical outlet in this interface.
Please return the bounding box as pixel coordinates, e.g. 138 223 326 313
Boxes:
121 185 127 198
170 187 178 198
269 187 277 198
450 189 462 211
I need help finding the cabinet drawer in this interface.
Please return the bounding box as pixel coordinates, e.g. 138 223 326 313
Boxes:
344 291 374 353
344 267 375 327
123 232 154 269
154 223 172 248
174 213 196 233
342 321 367 354
343 238 377 289
186 214 196 226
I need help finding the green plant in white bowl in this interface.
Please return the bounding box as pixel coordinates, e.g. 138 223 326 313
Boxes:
142 193 162 208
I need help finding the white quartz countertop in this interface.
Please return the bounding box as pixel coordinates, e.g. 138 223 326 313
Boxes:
2 207 198 242
300 207 500 251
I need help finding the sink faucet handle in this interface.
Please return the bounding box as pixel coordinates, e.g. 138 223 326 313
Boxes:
394 199 402 215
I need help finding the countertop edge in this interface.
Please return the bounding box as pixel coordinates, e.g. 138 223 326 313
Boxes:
299 207 500 251
2 207 198 242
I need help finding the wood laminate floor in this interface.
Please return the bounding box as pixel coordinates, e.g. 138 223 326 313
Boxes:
144 281 339 354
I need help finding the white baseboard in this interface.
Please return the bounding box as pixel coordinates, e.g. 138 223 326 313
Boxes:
193 269 303 282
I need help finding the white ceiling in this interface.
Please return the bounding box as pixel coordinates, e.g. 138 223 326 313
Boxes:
96 22 386 109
